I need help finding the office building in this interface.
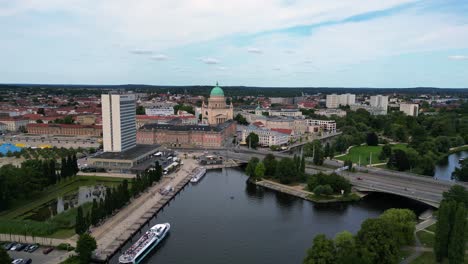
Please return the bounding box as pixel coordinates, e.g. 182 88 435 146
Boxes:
101 93 136 152
400 103 419 117
370 95 389 114
326 93 355 108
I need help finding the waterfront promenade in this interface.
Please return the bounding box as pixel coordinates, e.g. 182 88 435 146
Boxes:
91 157 198 262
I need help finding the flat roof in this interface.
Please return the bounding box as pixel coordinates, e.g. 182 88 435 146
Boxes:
92 144 160 160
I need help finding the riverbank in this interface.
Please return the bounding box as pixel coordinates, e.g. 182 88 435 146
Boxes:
91 157 198 262
254 179 361 204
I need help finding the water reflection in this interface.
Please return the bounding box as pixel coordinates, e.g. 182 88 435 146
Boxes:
434 151 468 181
24 185 106 221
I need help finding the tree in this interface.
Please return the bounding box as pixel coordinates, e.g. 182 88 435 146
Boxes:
305 140 324 165
387 149 410 171
234 113 248 125
334 231 360 264
276 157 297 184
442 185 468 208
36 119 44 123
303 234 335 264
357 218 399 264
246 132 259 149
324 143 331 159
453 160 468 182
136 105 145 115
263 154 277 177
344 160 353 171
434 200 456 261
379 144 392 160
245 157 259 178
75 206 87 235
90 199 99 226
448 203 466 264
380 209 416 245
60 157 67 179
366 132 378 146
76 233 97 264
253 162 265 181
0 246 12 263
313 185 333 196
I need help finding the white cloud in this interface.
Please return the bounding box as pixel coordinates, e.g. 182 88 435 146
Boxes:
448 55 468 61
200 57 220 64
247 47 262 54
216 66 227 70
0 0 417 49
130 49 152 55
151 54 168 61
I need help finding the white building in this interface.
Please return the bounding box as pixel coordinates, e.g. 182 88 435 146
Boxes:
101 93 137 152
241 125 289 147
370 95 389 114
315 109 347 118
326 94 339 108
350 104 387 116
255 108 304 118
305 119 337 132
144 103 175 116
326 93 355 108
400 103 419 117
339 93 356 106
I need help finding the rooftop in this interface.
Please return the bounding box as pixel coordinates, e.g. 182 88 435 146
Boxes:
91 144 160 160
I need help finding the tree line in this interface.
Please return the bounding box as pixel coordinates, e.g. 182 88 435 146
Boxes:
75 163 163 235
303 208 416 264
246 154 306 184
434 185 468 264
0 154 78 211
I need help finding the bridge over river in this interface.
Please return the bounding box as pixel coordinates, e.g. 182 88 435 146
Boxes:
226 149 463 208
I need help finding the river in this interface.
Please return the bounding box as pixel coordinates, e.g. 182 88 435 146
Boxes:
434 151 468 181
110 168 428 264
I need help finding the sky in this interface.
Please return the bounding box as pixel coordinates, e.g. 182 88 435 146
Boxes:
1 0 468 88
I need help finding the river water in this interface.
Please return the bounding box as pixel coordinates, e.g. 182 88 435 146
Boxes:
434 151 468 181
110 168 427 264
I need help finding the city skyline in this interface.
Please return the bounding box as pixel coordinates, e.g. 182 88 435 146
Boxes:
1 0 468 87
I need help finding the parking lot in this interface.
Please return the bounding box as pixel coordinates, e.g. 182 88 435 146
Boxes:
7 246 70 264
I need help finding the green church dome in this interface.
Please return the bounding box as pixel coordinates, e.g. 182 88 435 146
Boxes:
210 82 224 96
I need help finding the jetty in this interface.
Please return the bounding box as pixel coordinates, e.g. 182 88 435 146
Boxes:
91 158 197 263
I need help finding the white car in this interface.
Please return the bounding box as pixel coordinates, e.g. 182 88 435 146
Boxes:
12 259 23 264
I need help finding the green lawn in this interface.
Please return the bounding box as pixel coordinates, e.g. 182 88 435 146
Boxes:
336 144 408 166
0 175 127 238
399 248 414 262
417 230 435 248
410 252 438 264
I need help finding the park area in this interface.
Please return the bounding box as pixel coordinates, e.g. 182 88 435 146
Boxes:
336 143 408 166
0 176 125 239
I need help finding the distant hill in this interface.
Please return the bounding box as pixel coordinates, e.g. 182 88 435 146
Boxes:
0 83 467 97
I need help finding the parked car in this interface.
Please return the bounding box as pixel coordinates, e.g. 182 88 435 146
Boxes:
22 244 31 252
21 258 32 264
15 244 27 251
42 247 54 254
10 243 22 251
3 242 14 250
12 259 23 264
26 244 39 253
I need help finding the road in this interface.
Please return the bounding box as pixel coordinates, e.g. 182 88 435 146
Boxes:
226 148 456 207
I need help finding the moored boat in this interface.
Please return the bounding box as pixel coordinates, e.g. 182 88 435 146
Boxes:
190 167 207 183
118 223 170 264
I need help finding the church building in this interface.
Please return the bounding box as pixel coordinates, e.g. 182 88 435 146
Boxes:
201 83 233 125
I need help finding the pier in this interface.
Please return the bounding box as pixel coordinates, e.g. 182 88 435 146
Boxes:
91 158 197 263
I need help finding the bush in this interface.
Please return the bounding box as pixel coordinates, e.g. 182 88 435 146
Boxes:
313 185 333 196
307 173 351 194
57 243 75 251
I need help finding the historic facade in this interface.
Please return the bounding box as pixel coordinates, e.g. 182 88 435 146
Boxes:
201 83 233 125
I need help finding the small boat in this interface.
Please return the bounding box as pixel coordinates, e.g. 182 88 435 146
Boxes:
460 157 466 163
190 167 207 183
118 223 170 264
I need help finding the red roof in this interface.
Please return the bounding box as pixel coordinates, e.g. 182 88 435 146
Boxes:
271 128 293 135
27 123 102 129
136 115 196 120
252 121 264 127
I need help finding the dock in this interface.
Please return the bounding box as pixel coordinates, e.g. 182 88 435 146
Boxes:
91 159 197 263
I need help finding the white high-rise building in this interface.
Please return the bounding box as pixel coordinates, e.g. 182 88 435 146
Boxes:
102 93 136 152
400 103 419 117
326 94 339 108
370 95 389 114
339 93 356 106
